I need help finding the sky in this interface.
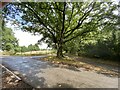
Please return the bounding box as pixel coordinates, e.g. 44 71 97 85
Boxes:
13 30 47 49
6 23 48 49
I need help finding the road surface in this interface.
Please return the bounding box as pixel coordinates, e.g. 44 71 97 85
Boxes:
1 56 119 88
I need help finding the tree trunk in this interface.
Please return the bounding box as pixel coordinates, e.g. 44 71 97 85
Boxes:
57 42 63 58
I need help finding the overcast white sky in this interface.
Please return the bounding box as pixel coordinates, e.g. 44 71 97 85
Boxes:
6 23 48 49
13 30 47 48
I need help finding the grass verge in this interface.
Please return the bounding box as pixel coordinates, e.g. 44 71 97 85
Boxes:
43 56 85 68
42 56 118 77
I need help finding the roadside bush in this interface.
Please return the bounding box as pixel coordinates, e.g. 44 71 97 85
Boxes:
78 39 119 60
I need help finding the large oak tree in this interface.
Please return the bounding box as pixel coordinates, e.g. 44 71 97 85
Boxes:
3 2 118 58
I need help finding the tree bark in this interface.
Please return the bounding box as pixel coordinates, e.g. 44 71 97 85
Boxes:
57 41 63 58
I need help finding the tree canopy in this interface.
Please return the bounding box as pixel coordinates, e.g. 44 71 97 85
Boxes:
3 2 119 58
1 10 19 52
1 26 18 51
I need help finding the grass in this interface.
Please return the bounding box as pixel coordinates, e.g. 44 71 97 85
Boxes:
78 56 119 66
66 54 119 66
15 50 56 56
42 55 119 77
0 51 14 56
43 55 119 68
43 56 87 68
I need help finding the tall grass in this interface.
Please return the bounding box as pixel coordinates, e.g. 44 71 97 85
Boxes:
15 49 56 56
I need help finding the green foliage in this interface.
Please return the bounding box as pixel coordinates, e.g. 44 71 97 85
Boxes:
4 43 14 51
14 46 21 52
34 44 40 51
1 26 19 51
67 27 120 60
20 44 40 52
3 2 119 58
0 10 3 49
28 44 40 51
21 46 28 52
63 37 80 55
64 2 120 60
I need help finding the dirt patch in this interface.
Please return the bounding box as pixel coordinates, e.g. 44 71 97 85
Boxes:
1 65 33 89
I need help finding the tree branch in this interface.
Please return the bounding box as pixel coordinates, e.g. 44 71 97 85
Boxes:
54 2 62 24
64 30 94 43
64 5 74 33
61 2 66 35
54 2 63 12
22 3 57 43
64 2 96 39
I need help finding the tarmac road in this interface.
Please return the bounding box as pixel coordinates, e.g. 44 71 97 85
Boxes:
1 56 119 88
